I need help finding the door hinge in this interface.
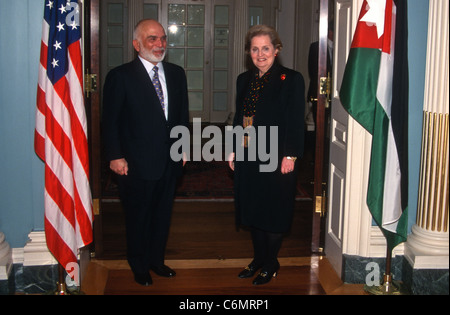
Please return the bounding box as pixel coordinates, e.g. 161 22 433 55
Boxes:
93 198 100 216
315 189 327 218
85 71 98 98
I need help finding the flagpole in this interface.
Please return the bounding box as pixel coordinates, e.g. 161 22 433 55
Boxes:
46 262 85 295
364 246 408 295
55 264 68 295
45 264 67 295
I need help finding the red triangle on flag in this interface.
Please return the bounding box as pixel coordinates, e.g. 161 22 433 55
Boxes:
351 0 393 54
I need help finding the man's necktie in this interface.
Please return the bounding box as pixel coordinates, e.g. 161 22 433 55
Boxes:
152 66 165 112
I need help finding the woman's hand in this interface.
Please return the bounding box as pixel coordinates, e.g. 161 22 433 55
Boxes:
281 157 295 174
228 152 235 171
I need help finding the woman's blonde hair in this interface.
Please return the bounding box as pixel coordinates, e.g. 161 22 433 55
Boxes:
244 25 283 54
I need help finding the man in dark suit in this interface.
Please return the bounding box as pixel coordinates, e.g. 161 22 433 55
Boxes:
102 19 189 286
307 25 333 126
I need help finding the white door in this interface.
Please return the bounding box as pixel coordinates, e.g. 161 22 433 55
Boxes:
325 0 363 278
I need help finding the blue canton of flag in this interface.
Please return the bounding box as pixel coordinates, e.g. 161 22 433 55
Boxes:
45 0 81 84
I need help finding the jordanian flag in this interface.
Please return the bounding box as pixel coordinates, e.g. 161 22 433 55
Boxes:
340 0 409 250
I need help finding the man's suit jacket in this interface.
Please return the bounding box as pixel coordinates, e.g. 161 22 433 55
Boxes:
102 58 189 181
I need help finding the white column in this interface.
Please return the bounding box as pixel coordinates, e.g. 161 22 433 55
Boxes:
405 0 449 269
0 232 12 280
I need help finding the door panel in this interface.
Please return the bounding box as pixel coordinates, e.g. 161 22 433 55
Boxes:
100 0 129 86
324 0 358 278
163 1 209 120
210 1 234 122
162 0 234 123
328 164 345 244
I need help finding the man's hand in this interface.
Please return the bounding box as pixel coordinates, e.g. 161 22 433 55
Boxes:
227 152 235 171
183 152 188 167
110 158 128 176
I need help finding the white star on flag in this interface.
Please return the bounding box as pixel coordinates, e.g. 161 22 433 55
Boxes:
53 41 62 50
69 20 79 30
360 0 387 39
58 4 67 14
51 58 59 68
56 21 65 31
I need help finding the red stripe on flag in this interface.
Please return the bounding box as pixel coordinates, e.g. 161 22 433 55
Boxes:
34 130 45 161
45 166 76 228
52 78 89 175
40 42 48 71
68 42 84 89
45 102 74 168
45 218 77 270
74 189 93 244
35 86 47 160
36 86 47 116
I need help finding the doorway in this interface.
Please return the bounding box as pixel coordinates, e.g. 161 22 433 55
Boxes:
87 0 333 261
100 0 235 123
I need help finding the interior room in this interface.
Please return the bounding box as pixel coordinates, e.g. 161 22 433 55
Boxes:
0 0 448 296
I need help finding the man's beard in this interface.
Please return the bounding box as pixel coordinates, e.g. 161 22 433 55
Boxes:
140 47 166 63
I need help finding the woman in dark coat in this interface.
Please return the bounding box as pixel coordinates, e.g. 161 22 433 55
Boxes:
228 25 305 285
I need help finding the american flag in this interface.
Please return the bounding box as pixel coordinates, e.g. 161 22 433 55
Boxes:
35 0 93 272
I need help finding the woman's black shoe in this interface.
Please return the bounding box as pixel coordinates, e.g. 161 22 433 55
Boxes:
252 263 280 285
238 261 262 279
